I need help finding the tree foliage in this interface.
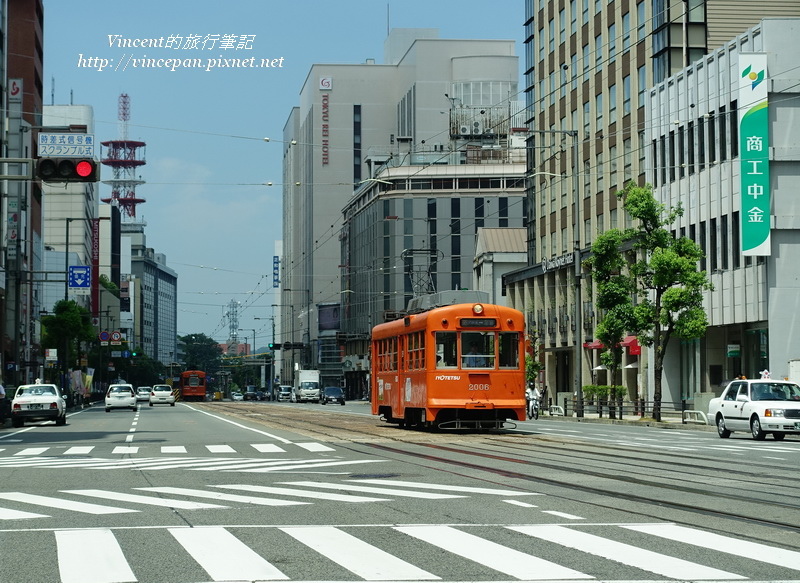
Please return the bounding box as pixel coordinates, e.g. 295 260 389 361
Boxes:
179 333 222 373
41 300 96 370
584 183 712 421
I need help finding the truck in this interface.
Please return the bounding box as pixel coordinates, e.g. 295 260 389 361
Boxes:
293 369 321 403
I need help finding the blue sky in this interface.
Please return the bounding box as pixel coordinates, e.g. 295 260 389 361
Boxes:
42 0 525 344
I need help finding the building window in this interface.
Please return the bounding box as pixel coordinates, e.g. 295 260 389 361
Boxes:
710 217 718 271
719 105 728 162
570 0 577 33
608 23 616 64
637 65 646 106
732 211 740 269
583 0 589 24
687 121 695 175
622 74 631 115
637 2 646 41
595 33 603 72
721 214 729 270
622 12 631 51
609 83 617 125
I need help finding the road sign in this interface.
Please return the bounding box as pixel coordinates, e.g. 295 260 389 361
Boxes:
68 266 91 295
37 133 96 158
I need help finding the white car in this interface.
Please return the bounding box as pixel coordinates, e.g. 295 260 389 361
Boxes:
149 384 176 406
136 386 151 401
11 384 67 427
231 392 244 401
708 379 800 440
105 384 137 412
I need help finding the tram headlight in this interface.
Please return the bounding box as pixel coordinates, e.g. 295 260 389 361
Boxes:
472 304 484 315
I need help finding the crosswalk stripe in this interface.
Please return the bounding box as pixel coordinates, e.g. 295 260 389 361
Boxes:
282 480 467 499
214 483 390 503
63 489 229 510
170 526 288 581
295 442 335 452
206 444 236 453
112 446 138 454
160 445 187 453
351 478 541 496
237 459 385 472
2 492 139 515
395 525 591 580
0 506 49 519
56 529 136 583
63 446 94 455
624 523 800 570
136 486 311 507
282 525 440 580
509 524 746 580
15 447 49 455
251 443 286 453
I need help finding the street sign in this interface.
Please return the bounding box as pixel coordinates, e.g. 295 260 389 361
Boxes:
68 266 91 295
37 133 96 158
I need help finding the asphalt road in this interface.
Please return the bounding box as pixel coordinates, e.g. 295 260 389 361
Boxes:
0 400 798 583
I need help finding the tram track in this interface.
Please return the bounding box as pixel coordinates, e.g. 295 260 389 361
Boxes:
197 401 800 544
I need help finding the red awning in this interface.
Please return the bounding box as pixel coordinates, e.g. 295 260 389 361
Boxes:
621 335 641 355
583 340 604 350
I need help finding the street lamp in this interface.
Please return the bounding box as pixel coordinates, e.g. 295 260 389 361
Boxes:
531 128 583 417
272 303 295 385
255 315 276 398
283 288 311 366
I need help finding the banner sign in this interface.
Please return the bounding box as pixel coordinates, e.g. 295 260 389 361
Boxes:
738 53 770 256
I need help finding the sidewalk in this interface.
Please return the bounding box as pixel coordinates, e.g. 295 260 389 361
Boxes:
538 409 715 431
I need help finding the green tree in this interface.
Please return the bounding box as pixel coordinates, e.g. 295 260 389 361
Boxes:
585 228 635 419
179 333 222 373
586 183 712 421
41 300 96 386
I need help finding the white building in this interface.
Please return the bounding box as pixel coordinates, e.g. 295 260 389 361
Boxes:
281 28 521 387
648 18 800 405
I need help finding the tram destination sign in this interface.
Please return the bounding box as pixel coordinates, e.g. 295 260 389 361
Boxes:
460 318 497 328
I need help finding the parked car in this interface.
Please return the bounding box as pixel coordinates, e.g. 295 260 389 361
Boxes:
320 386 346 405
149 384 176 407
105 384 137 412
277 386 293 402
136 386 151 401
243 386 259 401
708 378 800 440
11 383 67 427
231 392 244 402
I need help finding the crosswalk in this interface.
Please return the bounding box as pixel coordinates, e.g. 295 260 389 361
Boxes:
5 521 800 582
0 479 540 520
0 441 335 457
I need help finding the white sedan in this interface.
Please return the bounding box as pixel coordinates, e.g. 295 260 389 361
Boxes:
149 385 176 406
11 384 67 427
105 384 137 412
708 379 800 440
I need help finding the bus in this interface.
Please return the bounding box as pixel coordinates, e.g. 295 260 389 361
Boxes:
179 370 207 402
371 292 526 429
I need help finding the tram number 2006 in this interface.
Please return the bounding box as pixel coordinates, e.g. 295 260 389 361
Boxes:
468 384 490 391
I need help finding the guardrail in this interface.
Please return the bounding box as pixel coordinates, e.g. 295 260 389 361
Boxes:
556 398 706 423
682 410 708 424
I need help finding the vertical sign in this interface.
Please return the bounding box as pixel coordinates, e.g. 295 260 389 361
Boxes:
273 255 280 287
738 53 770 256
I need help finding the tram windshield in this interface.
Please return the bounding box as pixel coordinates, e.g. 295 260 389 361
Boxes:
435 331 520 369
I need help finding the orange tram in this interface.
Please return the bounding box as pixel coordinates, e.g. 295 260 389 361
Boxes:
179 370 207 402
371 293 527 429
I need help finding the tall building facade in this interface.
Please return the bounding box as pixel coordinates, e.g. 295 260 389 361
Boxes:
124 222 178 365
281 28 521 386
506 0 800 408
2 0 44 384
648 18 800 400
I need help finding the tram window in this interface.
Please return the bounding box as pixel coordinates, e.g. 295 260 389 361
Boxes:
461 332 495 368
498 332 521 368
435 332 457 368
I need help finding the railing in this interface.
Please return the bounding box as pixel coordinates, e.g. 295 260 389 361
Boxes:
556 397 704 423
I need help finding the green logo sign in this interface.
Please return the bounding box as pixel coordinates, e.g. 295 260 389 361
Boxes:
739 54 770 256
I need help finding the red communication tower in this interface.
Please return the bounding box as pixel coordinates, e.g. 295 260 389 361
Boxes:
101 93 146 218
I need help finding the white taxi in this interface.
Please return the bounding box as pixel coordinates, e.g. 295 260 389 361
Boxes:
708 379 800 440
149 384 176 406
11 384 67 427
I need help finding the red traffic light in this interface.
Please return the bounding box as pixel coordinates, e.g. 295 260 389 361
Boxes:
36 157 99 182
